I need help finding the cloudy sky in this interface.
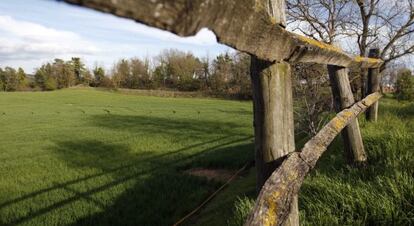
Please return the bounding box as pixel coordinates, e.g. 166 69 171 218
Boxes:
0 0 231 73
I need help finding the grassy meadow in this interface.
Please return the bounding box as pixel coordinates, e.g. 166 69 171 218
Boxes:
0 89 254 225
0 89 413 225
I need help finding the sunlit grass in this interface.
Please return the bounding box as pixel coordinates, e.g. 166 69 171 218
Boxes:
0 89 254 225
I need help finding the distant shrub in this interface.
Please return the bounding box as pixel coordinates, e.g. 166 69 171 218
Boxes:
44 77 58 91
177 78 201 91
100 76 115 88
395 68 414 101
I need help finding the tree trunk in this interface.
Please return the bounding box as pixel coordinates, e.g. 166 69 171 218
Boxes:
366 48 381 122
250 57 298 225
328 65 367 164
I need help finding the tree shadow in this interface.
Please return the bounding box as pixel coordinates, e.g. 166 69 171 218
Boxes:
67 142 254 226
1 113 253 226
88 114 250 140
217 109 252 116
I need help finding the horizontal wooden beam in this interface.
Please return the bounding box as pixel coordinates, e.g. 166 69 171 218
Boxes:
64 0 383 68
353 56 383 69
245 92 382 226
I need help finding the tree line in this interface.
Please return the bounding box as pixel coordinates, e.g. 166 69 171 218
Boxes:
0 50 252 99
0 49 412 105
1 48 412 137
0 67 28 92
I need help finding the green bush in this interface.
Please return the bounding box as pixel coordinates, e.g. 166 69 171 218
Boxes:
44 77 58 91
395 68 414 101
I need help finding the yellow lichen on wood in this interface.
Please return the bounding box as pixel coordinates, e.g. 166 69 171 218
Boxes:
264 191 281 226
363 93 382 106
341 110 354 120
270 16 277 25
296 35 343 53
331 117 346 132
287 168 298 181
354 56 382 64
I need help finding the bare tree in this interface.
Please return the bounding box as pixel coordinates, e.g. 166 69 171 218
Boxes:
292 63 332 136
287 0 353 44
351 0 414 97
288 0 414 62
287 0 414 98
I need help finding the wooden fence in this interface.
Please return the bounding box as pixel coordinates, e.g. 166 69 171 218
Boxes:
64 0 384 225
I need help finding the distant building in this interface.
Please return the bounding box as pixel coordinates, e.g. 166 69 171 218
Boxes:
382 83 395 93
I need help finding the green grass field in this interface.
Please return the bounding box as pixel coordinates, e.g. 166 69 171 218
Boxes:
1 89 413 226
0 89 254 225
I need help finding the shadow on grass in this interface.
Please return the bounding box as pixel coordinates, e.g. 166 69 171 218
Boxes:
1 114 253 226
217 109 252 116
88 114 250 139
69 143 254 226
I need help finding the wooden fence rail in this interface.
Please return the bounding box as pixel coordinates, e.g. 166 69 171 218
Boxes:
65 0 383 68
245 92 382 226
64 1 384 225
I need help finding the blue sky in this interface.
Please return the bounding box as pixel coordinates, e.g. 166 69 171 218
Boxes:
0 0 231 73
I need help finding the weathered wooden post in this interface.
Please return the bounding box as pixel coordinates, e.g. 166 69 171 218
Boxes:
250 1 298 225
366 48 381 122
246 93 383 226
251 59 298 225
328 66 367 163
251 60 295 188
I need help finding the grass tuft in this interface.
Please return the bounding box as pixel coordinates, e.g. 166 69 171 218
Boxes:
227 196 255 226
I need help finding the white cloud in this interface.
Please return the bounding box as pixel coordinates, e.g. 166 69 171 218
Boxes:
112 20 219 46
0 15 99 60
0 5 230 73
